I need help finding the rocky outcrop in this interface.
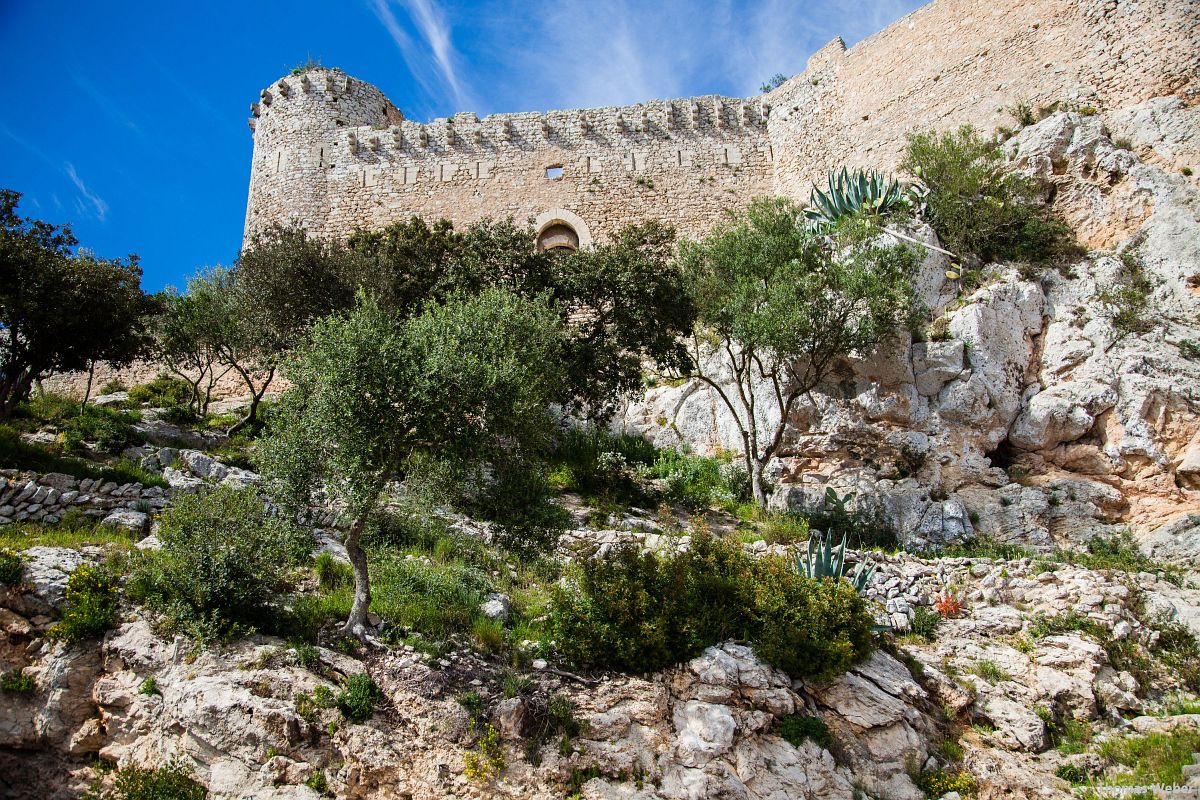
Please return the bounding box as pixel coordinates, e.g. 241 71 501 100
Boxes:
619 109 1200 559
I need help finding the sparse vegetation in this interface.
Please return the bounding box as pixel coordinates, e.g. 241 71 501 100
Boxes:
83 757 207 800
0 547 22 585
549 532 875 679
1097 726 1200 787
335 673 382 723
1096 249 1155 337
901 125 1079 264
1 669 36 693
778 714 833 750
47 563 121 644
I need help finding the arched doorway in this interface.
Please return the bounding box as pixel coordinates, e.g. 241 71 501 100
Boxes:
533 208 593 254
537 223 579 253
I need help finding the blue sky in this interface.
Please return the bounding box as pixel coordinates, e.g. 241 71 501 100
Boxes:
0 0 923 292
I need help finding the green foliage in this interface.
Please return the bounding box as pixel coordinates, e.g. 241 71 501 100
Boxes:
969 660 1011 683
1008 101 1036 126
138 677 159 696
652 447 749 510
1096 250 1155 336
294 684 336 723
0 423 166 488
464 724 507 783
456 691 485 723
127 486 309 638
1098 726 1200 786
910 606 942 642
795 528 875 593
549 533 875 680
61 407 138 455
912 768 978 798
0 547 22 585
0 189 157 417
679 199 923 503
1 670 35 693
84 757 206 800
314 552 353 590
292 642 320 669
243 218 694 422
126 374 194 409
47 563 120 644
900 126 1079 264
369 554 489 638
777 714 833 750
759 73 788 92
751 559 876 680
336 673 382 723
805 167 907 231
260 290 565 635
303 770 329 796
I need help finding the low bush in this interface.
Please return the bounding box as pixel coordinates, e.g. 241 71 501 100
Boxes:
802 489 897 551
777 714 833 750
750 559 876 681
0 548 23 585
126 375 194 409
910 606 941 642
83 757 206 800
336 673 382 723
1096 251 1155 336
0 424 166 489
464 723 507 783
61 409 137 455
1099 726 1200 786
47 564 121 644
901 125 1079 265
912 767 977 798
127 486 309 638
549 533 875 679
1 670 36 693
651 448 749 510
370 554 490 638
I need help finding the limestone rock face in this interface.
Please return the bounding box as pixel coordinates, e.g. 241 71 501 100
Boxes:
619 108 1200 559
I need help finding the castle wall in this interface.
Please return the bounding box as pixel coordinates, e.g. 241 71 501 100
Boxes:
245 76 775 245
766 0 1199 200
243 0 1199 246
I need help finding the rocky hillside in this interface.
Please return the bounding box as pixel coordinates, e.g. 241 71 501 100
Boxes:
623 106 1200 561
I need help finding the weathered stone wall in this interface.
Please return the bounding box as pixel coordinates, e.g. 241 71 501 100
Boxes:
243 0 1199 246
766 0 1200 200
244 71 775 245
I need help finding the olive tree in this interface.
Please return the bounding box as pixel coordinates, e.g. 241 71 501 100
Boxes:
675 198 923 506
0 190 154 416
186 267 280 433
259 289 565 638
239 217 694 422
153 287 230 417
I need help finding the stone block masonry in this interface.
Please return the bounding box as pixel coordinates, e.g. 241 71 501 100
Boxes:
243 0 1197 248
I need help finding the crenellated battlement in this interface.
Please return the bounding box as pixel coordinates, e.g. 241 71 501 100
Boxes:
243 0 1198 250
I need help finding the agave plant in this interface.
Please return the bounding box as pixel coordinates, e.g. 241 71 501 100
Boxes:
804 167 905 231
794 529 876 594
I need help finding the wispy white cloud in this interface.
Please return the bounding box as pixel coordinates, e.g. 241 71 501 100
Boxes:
440 0 923 115
63 162 108 221
71 74 144 137
368 0 473 112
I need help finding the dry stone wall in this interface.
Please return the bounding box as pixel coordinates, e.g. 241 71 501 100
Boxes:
243 0 1198 246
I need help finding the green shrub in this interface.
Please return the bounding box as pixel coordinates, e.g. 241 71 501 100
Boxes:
912 767 977 798
0 548 22 585
969 660 1011 683
549 534 875 679
99 378 126 395
911 606 941 642
304 770 329 796
651 449 749 510
138 677 159 696
127 486 309 637
369 555 489 638
62 409 137 455
336 673 382 723
1099 726 1200 786
1 670 36 693
778 714 833 750
1096 251 1155 336
292 642 320 668
83 756 206 800
901 125 1078 265
549 534 754 673
750 560 876 681
463 723 506 783
126 375 194 409
47 564 121 644
314 552 353 590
